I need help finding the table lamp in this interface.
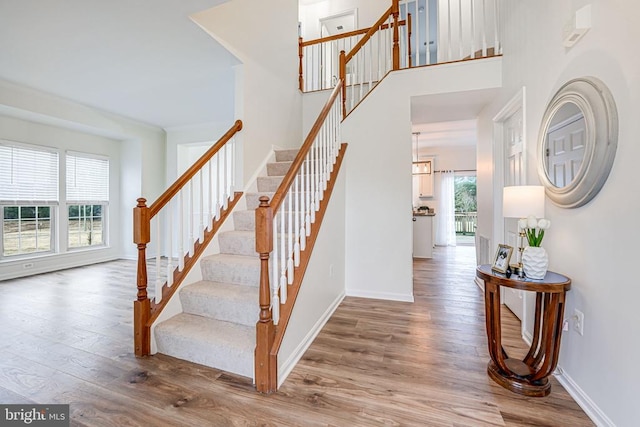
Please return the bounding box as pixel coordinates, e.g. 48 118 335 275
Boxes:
502 186 545 276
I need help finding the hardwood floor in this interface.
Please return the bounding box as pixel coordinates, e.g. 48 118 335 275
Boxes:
0 248 593 426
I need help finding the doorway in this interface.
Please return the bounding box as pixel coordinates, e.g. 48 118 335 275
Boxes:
454 174 477 246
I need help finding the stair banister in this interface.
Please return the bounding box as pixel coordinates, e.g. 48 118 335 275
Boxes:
298 9 408 92
133 120 243 357
255 81 345 393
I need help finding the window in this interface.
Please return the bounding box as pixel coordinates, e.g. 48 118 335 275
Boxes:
0 142 58 258
66 152 109 249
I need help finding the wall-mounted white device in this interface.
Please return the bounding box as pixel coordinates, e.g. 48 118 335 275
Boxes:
563 4 591 48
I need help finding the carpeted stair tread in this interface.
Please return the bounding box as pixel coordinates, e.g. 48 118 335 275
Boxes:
233 210 255 231
200 253 260 286
180 280 258 326
275 149 299 162
267 161 292 177
155 313 254 378
218 230 256 256
257 175 285 192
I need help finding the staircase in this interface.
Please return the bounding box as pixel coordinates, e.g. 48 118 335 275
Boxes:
154 149 299 379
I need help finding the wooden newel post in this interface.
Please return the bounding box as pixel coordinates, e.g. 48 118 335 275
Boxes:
392 0 400 70
255 196 276 393
339 50 347 118
133 198 151 357
298 37 304 92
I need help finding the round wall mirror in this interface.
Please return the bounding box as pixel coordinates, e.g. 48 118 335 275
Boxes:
537 77 618 208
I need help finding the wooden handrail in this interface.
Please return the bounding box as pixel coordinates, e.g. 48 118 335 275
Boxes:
269 81 343 213
149 119 243 217
300 19 407 47
344 5 394 63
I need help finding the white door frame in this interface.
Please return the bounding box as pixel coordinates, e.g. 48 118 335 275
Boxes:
492 86 528 340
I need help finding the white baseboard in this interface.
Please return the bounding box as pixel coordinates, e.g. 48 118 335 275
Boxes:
554 367 615 427
346 288 414 302
278 291 345 387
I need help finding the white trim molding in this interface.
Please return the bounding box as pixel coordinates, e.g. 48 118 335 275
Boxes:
554 367 616 427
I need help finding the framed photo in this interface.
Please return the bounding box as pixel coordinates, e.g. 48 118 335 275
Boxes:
491 244 513 274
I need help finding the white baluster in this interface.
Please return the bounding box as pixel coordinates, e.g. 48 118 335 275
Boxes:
167 199 173 287
178 189 184 271
459 0 464 59
425 0 430 65
493 0 499 54
279 204 287 303
155 216 162 303
315 141 321 210
223 145 229 210
305 152 312 236
287 191 294 285
294 173 301 266
188 181 194 256
199 169 204 242
271 214 280 325
471 0 476 59
208 159 213 229
482 0 487 56
216 152 222 218
447 0 452 61
310 143 316 223
230 137 236 196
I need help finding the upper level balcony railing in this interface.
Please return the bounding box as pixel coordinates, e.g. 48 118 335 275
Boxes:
299 0 501 95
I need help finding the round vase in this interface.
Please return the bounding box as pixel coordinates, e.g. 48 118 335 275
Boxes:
522 246 548 280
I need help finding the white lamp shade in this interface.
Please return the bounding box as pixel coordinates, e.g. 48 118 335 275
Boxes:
503 186 545 218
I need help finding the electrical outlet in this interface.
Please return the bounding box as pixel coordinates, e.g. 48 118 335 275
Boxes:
573 309 584 336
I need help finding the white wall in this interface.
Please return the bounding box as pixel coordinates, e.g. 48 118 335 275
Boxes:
342 58 501 301
278 157 346 384
191 0 303 188
475 1 640 424
413 145 476 206
0 80 166 278
299 0 390 40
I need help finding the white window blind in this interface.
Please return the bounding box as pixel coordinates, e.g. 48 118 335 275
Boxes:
66 152 109 202
0 142 59 202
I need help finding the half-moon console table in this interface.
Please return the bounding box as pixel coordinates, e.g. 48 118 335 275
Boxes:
476 264 571 397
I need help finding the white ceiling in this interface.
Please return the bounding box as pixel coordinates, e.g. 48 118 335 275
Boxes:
410 88 499 148
0 0 239 129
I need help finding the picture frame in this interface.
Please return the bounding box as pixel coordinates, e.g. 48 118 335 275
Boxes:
491 244 513 274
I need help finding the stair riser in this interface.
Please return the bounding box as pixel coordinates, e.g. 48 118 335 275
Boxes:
275 149 299 162
155 317 253 378
200 257 259 286
267 162 292 177
234 210 302 233
233 211 255 231
181 289 258 327
257 176 284 192
218 232 256 257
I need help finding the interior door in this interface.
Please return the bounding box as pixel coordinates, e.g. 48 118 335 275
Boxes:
546 114 586 187
503 107 525 320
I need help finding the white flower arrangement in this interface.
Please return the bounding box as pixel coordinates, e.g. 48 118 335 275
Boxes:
518 215 551 247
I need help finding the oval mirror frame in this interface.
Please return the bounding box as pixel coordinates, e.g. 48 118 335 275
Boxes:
537 77 618 208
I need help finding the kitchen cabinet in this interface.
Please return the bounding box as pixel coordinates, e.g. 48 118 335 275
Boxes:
414 157 434 198
412 214 434 258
